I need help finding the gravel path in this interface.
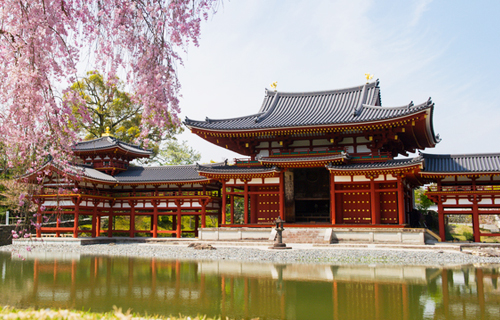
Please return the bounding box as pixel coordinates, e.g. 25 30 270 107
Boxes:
2 242 500 266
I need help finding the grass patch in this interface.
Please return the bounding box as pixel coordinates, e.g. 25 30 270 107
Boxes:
0 306 237 320
448 224 500 243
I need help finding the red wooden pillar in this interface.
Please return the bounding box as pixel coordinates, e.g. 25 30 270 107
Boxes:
279 172 285 220
36 205 42 238
200 199 207 228
472 194 480 242
436 180 446 241
175 199 182 238
152 200 159 238
56 213 60 237
397 176 405 225
330 172 336 225
96 215 101 237
243 180 249 224
221 180 227 224
91 201 98 238
438 196 446 242
72 197 81 238
172 214 177 236
128 200 137 238
194 215 199 237
108 208 113 238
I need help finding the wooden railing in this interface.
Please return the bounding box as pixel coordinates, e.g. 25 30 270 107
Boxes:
427 185 500 192
92 161 127 169
270 149 344 157
38 190 219 198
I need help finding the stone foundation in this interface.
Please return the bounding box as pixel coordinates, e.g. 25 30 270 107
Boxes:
198 227 440 245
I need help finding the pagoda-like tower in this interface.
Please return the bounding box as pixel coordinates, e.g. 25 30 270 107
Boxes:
73 136 153 176
185 81 439 226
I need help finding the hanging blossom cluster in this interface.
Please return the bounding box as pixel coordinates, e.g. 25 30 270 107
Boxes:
0 0 219 169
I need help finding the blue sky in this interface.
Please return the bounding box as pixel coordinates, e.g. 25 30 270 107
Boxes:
176 0 500 162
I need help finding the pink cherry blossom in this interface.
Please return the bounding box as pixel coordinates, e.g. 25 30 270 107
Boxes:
0 0 220 168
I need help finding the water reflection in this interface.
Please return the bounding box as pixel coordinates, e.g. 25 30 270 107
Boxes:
0 251 499 320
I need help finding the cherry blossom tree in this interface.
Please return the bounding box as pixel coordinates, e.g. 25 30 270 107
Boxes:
0 0 220 242
0 0 220 170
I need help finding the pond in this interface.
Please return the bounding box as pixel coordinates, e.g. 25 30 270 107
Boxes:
0 251 499 319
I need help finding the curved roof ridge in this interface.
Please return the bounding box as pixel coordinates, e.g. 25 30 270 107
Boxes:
76 136 116 146
116 139 152 152
188 113 263 123
265 80 379 97
422 152 500 158
362 99 431 111
74 136 152 154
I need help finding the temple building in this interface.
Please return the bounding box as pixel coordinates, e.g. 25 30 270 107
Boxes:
26 136 222 238
186 80 437 227
24 80 500 242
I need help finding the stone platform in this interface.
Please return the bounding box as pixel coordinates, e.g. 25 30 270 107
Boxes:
9 227 441 246
198 227 441 245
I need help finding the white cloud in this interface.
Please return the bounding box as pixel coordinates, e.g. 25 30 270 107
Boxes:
410 0 434 27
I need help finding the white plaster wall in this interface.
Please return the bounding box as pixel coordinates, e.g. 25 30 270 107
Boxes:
356 137 370 143
334 176 351 182
339 137 354 144
353 175 369 182
356 145 371 153
312 139 330 146
256 142 269 148
265 177 280 184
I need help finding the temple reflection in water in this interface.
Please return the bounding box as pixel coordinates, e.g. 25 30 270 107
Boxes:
1 252 499 320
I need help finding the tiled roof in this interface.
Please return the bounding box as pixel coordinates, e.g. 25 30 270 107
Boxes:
80 166 117 182
185 81 433 131
196 164 281 174
73 137 152 156
327 157 423 171
422 153 500 173
114 165 209 183
259 153 348 164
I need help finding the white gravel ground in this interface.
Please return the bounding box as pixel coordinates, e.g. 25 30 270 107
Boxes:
2 242 500 266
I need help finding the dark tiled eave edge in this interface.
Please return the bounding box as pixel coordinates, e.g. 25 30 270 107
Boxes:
327 157 424 172
196 164 281 175
259 153 348 164
23 161 214 185
420 152 500 174
73 137 153 156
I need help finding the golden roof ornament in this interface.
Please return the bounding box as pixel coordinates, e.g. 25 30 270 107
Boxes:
365 73 373 83
270 81 278 92
102 126 113 137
